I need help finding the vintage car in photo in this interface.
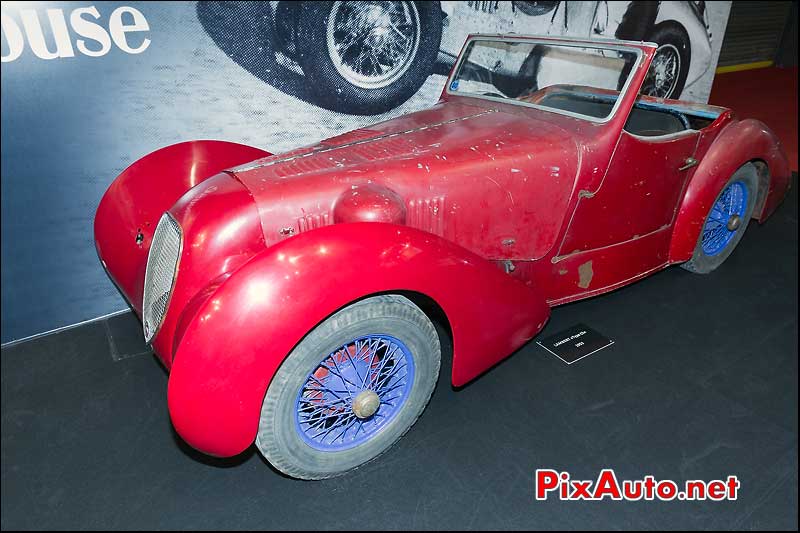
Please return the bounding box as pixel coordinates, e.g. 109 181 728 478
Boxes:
263 0 713 113
95 34 790 479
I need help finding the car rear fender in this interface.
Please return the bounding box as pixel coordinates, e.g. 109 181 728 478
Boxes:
167 222 550 457
94 140 271 314
668 119 791 262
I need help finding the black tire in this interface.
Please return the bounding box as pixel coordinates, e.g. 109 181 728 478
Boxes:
295 1 442 115
512 1 559 17
272 1 300 56
615 1 659 42
681 164 759 274
256 295 441 479
641 23 691 99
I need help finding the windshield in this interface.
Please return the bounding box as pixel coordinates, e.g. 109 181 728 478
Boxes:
448 39 641 122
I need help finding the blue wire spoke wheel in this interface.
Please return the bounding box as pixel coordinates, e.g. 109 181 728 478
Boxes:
701 180 748 256
257 295 440 479
295 335 416 451
682 164 758 274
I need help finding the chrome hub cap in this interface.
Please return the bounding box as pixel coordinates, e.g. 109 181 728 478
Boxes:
352 390 381 419
727 214 741 231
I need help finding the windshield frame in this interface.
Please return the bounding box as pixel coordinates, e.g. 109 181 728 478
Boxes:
445 35 646 124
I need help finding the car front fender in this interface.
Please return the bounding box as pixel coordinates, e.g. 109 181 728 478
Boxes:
167 222 550 457
669 118 791 263
94 140 271 313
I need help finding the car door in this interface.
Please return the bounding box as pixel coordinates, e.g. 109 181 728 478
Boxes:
558 126 700 255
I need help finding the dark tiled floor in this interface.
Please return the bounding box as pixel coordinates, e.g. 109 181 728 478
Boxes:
2 179 797 530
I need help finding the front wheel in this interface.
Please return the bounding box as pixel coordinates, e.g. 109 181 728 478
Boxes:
256 295 441 479
295 1 442 115
681 164 759 274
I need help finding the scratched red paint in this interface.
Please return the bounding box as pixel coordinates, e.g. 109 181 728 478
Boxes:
94 35 790 458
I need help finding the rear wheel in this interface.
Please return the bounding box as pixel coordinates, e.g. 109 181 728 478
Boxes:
682 164 759 274
641 24 691 99
256 295 440 479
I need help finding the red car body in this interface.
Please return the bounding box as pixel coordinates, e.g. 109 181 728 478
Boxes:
95 35 791 458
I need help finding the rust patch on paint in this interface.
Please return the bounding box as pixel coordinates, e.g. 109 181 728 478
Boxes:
577 260 594 289
558 268 568 275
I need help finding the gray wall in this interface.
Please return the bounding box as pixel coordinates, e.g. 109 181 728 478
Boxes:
777 1 797 67
716 1 792 67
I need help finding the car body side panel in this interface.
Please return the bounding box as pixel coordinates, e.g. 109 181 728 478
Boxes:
525 224 673 305
668 118 791 262
517 113 738 305
559 129 700 255
167 222 550 457
94 141 272 320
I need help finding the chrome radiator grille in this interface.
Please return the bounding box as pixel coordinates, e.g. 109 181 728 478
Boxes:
142 213 182 342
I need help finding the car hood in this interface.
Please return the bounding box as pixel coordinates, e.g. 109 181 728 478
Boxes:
228 100 581 252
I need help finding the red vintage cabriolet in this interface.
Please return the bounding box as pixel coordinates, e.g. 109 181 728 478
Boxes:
95 35 790 479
